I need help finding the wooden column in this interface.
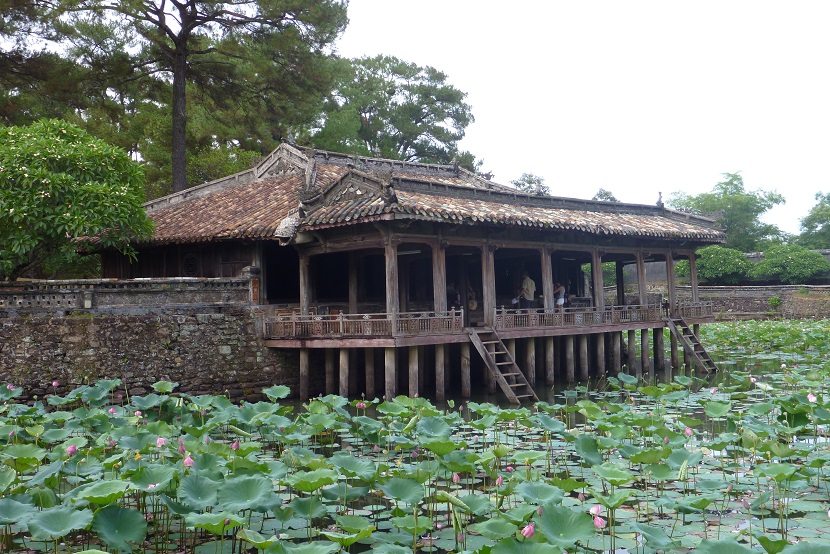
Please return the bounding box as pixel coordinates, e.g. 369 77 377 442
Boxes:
339 349 349 397
482 246 496 326
565 336 575 383
507 339 516 382
670 333 680 371
299 348 310 400
460 343 471 398
432 244 447 311
541 248 554 310
611 332 622 374
299 253 311 315
641 329 652 380
435 345 446 401
693 323 700 337
399 258 409 312
654 328 665 376
365 349 375 398
595 333 606 375
689 252 700 302
636 251 647 305
545 337 555 385
615 261 625 306
385 241 399 322
348 253 358 313
627 330 637 376
408 346 419 397
684 346 691 372
384 347 396 399
591 249 605 309
525 338 536 386
325 349 335 395
578 335 589 381
665 250 676 314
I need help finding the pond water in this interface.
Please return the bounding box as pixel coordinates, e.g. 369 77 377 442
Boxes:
2 320 830 553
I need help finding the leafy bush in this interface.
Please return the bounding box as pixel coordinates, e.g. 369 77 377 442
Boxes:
750 244 830 284
687 245 751 285
768 295 782 309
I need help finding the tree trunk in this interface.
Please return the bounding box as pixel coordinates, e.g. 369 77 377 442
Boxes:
171 49 188 193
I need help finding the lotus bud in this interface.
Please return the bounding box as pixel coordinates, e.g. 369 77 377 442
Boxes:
356 401 367 410
808 393 818 403
684 427 693 438
6 384 14 391
108 439 117 448
452 472 461 483
710 387 717 394
750 376 757 383
108 407 117 415
496 475 504 486
521 522 535 538
183 454 194 468
593 515 607 529
577 492 585 502
505 465 514 473
436 522 445 530
781 363 787 370
589 505 601 516
51 380 59 388
663 435 670 444
156 437 167 448
147 483 157 490
66 444 78 456
134 410 142 417
230 439 240 451
178 438 186 454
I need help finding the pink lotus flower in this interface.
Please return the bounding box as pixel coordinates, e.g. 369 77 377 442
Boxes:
5 384 14 391
51 380 59 388
356 401 366 410
496 475 504 486
156 437 167 448
66 444 78 456
134 410 142 417
710 387 717 394
521 522 535 538
230 439 240 451
108 407 117 415
107 439 117 448
178 438 186 455
589 505 602 516
577 492 585 502
684 427 693 438
452 472 461 483
808 393 818 403
750 376 757 383
593 515 607 529
436 522 445 530
663 435 670 444
147 483 157 490
183 455 194 468
505 466 514 473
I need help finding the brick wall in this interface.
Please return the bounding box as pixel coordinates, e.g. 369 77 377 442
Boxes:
676 285 830 319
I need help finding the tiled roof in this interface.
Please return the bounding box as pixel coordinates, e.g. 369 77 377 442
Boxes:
139 144 724 244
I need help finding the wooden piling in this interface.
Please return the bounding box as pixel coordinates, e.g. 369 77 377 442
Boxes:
339 349 349 397
670 333 680 371
595 333 606 376
525 338 536 386
384 347 396 399
299 348 310 400
578 335 589 381
565 335 575 383
641 329 652 380
461 342 471 398
545 337 555 386
325 349 335 395
435 345 446 401
654 328 666 377
408 346 419 397
365 349 375 398
627 330 637 376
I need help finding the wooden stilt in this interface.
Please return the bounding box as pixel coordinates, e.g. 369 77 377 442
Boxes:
525 338 536 386
299 349 309 400
628 330 638 377
578 335 589 381
408 346 419 397
683 347 691 373
365 349 375 398
654 328 666 378
641 329 652 380
670 332 680 371
693 323 700 337
545 337 555 386
461 343 471 398
611 332 622 374
339 349 349 397
565 335 575 383
484 342 497 393
595 333 606 376
435 345 446 401
325 349 335 395
385 347 396 399
507 340 517 383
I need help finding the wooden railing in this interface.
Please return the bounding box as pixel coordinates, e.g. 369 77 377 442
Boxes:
674 302 714 319
494 304 662 331
263 309 464 339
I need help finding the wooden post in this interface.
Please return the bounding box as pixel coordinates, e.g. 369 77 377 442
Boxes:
384 347 397 399
506 339 516 383
365 349 375 398
665 250 676 315
484 343 497 393
299 348 310 400
641 329 652 380
595 333 606 375
654 328 665 377
541 248 554 310
627 329 637 376
545 337 555 385
525 338 536 386
339 349 349 397
578 335 589 381
611 332 622 374
615 261 625 306
565 335 575 383
348 253 358 313
325 349 335 395
636 251 647 305
399 257 409 312
689 252 700 303
693 323 700 337
433 244 447 311
460 342 471 398
684 346 691 372
670 333 680 371
299 253 310 315
482 246 496 326
408 346 419 397
385 240 399 326
435 345 446 401
591 249 605 310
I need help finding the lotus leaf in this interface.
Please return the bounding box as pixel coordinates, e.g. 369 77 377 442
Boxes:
515 481 563 505
329 451 376 480
287 468 337 493
535 504 595 547
178 473 219 510
92 504 148 552
469 517 518 540
185 512 244 535
380 477 425 505
27 506 93 541
593 462 634 486
73 480 130 504
218 475 274 511
491 537 566 553
262 385 291 401
0 497 35 524
696 539 754 553
574 434 603 466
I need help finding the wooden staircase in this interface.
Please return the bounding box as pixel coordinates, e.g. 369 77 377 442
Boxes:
664 316 718 373
468 328 539 405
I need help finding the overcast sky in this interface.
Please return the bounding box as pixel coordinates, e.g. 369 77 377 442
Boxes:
337 0 830 235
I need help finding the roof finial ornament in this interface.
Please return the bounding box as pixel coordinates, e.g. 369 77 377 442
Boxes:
378 167 398 206
656 192 664 208
298 152 322 215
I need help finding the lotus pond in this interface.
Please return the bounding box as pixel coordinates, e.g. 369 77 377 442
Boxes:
3 320 830 553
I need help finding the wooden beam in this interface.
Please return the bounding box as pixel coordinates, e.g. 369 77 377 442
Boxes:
324 349 335 395
461 342 471 398
525 338 536 386
365 349 375 398
565 335 575 383
540 248 554 310
545 337 555 386
636 251 647 305
299 253 310 315
408 346 419 397
433 244 447 311
384 347 397 399
578 335 589 381
348 253 358 313
591 250 605 309
482 246 496 326
299 348 310 400
689 252 700 303
435 345 446 401
339 349 349 397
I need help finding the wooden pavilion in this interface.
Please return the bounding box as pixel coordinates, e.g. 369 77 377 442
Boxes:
103 144 724 403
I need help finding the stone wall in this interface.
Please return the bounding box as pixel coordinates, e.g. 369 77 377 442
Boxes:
676 285 830 319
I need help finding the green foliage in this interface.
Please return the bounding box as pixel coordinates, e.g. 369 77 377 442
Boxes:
768 295 782 310
799 192 830 248
592 188 619 202
689 245 751 285
750 244 830 284
0 119 153 281
511 173 550 196
670 173 785 252
309 55 478 167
